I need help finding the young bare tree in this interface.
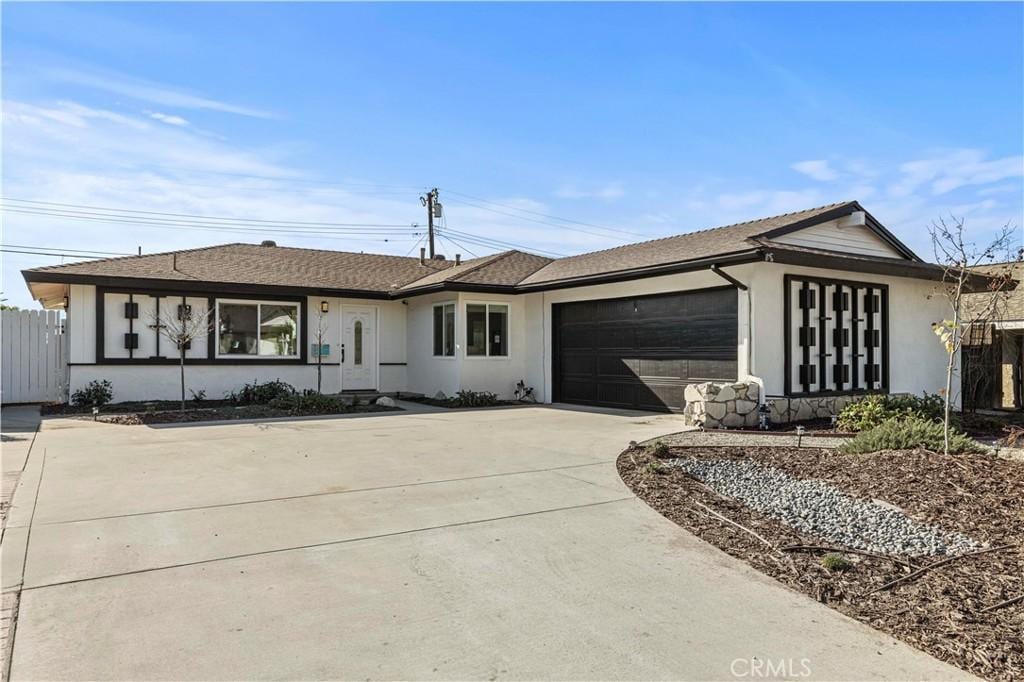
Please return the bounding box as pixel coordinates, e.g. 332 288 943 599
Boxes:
148 300 214 411
928 216 1021 455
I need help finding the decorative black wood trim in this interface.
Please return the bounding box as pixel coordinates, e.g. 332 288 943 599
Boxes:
784 274 889 398
154 296 161 357
379 362 408 366
127 294 134 359
96 287 307 366
833 284 844 391
800 281 811 393
851 284 860 390
817 282 827 392
881 286 890 391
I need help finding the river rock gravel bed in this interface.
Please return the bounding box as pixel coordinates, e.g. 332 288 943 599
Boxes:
671 457 980 556
618 443 1023 681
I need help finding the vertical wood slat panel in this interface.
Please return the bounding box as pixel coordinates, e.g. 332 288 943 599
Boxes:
1 309 68 404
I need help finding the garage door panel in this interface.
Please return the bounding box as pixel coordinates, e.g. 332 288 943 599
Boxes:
554 288 738 412
687 359 738 381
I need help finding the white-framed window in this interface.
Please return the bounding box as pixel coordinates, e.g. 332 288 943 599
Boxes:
216 299 300 358
432 302 456 357
466 303 508 357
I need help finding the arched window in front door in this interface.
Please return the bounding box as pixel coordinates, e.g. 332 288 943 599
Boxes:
354 320 363 365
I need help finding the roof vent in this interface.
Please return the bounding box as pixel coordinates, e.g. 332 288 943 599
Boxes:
260 240 277 247
433 254 446 261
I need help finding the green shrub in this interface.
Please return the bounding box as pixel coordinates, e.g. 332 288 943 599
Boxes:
268 391 348 415
451 390 499 407
821 553 852 572
836 393 944 432
646 460 668 475
227 379 296 405
838 417 983 455
649 441 670 458
71 380 113 407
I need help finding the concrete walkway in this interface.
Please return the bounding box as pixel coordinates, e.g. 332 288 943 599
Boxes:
5 406 970 680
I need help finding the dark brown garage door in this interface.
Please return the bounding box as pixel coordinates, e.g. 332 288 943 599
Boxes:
553 287 738 412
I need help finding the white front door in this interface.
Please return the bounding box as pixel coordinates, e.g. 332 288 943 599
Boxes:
341 306 377 391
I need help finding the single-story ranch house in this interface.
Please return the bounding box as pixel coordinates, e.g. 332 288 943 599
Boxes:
23 201 984 422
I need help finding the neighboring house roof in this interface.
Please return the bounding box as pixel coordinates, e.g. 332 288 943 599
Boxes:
26 200 984 302
965 261 1024 322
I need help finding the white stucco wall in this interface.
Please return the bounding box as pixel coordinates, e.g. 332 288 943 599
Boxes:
405 293 460 397
66 290 410 402
61 261 954 406
744 262 953 401
518 261 952 405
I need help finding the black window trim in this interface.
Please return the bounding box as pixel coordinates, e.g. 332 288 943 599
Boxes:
432 301 456 358
464 301 510 358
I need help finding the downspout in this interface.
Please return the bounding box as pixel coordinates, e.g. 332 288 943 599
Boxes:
710 264 759 396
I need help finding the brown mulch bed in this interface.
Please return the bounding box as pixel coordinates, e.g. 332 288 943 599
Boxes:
618 444 1023 681
63 403 400 425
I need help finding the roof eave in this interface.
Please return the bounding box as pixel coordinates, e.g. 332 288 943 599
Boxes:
513 250 765 292
22 271 394 300
765 247 1000 290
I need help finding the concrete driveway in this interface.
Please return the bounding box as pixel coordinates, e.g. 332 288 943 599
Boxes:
4 405 968 681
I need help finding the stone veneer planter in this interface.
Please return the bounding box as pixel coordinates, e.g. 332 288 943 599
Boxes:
682 381 868 429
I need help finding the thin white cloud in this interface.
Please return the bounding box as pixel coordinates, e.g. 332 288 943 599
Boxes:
148 111 189 127
554 183 625 200
41 66 276 119
889 149 1024 197
791 160 839 182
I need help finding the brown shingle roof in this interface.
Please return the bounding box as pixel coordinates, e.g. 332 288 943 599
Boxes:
27 200 944 296
398 250 553 290
24 243 454 292
518 202 851 285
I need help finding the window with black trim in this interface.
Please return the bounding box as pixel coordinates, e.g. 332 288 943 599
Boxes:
217 300 299 358
466 303 508 357
433 303 455 357
785 275 887 396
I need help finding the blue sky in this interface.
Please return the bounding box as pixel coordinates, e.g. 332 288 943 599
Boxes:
3 2 1022 308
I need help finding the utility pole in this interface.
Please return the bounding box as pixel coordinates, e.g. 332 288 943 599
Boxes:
420 188 439 259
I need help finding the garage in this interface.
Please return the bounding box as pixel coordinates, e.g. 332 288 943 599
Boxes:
552 287 738 412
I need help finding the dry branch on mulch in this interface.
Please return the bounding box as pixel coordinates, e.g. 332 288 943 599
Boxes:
618 444 1024 682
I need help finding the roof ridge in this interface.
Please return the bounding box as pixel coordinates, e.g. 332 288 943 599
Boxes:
241 242 435 261
448 250 517 282
400 250 511 288
26 242 244 273
551 201 853 264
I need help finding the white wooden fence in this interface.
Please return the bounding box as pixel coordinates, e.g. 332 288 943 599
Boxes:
1 309 67 404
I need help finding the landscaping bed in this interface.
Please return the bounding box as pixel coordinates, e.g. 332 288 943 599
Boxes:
44 397 400 425
618 443 1023 681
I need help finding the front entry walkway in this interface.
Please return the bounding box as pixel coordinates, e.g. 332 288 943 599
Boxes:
5 406 968 680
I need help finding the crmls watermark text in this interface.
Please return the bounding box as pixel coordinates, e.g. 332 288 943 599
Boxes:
730 657 812 678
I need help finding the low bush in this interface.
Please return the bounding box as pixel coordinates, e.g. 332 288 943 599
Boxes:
451 390 499 407
268 390 348 415
71 379 113 407
836 393 944 432
227 379 296 405
649 441 670 458
821 553 852 572
838 417 983 455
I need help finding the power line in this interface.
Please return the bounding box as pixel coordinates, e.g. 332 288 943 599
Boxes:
441 188 648 239
2 198 416 229
1 248 115 259
437 227 565 258
1 244 135 256
437 232 480 259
